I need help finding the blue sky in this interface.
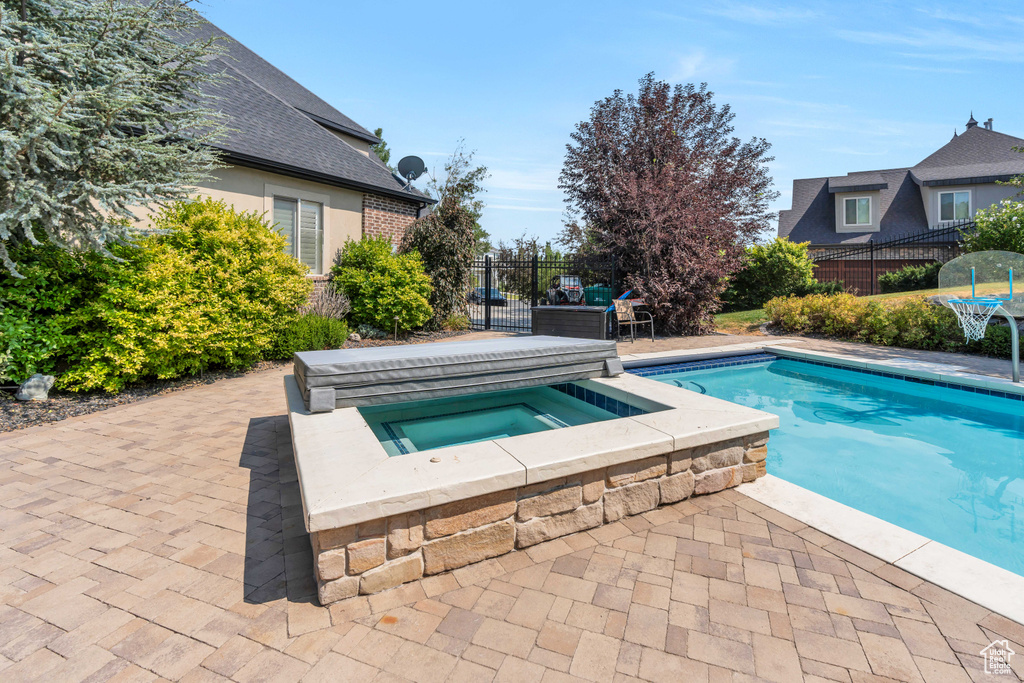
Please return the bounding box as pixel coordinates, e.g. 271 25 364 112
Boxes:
198 0 1024 245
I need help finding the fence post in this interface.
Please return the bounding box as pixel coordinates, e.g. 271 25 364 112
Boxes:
530 253 539 310
869 241 876 296
484 255 492 330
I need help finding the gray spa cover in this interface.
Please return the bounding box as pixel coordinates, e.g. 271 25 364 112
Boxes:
293 336 619 409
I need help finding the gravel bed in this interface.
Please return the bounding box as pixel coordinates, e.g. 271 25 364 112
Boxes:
1 330 472 433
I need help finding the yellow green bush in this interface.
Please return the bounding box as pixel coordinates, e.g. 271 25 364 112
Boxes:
1 198 312 391
764 293 1014 358
332 236 432 332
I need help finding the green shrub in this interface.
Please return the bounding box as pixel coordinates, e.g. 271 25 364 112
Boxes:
332 237 432 331
356 324 387 340
794 280 844 296
878 263 941 293
962 199 1024 254
0 198 312 391
442 315 471 331
764 293 1016 359
273 315 348 358
722 238 816 312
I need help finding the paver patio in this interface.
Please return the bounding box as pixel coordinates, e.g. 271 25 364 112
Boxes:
1 338 1022 682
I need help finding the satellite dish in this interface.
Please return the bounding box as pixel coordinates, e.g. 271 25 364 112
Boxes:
397 156 426 182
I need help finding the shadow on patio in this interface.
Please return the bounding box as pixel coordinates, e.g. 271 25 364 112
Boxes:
240 415 318 606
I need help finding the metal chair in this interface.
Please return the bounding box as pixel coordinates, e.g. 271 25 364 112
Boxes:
613 300 654 343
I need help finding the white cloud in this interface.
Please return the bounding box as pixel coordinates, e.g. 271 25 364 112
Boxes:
836 27 1024 62
671 49 737 81
486 167 561 193
703 2 818 25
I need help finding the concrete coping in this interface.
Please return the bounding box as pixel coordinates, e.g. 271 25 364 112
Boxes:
743 475 1024 626
285 373 778 532
762 345 1024 396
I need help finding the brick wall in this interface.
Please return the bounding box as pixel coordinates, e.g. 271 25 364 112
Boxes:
362 194 419 245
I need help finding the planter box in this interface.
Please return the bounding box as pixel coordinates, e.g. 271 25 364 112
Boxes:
532 305 609 340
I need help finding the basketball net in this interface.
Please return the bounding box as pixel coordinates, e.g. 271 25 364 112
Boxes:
948 299 1001 342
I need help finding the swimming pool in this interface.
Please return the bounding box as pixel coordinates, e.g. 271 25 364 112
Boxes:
359 383 650 456
634 355 1024 575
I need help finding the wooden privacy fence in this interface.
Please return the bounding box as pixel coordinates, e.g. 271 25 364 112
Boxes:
811 220 973 295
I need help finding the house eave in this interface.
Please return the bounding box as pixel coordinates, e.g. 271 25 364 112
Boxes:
217 149 435 205
828 183 887 193
919 174 1019 187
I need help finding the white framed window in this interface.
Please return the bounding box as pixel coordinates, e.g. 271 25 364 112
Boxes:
843 196 872 227
273 196 323 273
939 190 971 222
263 184 330 275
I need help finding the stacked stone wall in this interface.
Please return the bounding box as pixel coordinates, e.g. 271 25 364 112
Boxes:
312 432 770 604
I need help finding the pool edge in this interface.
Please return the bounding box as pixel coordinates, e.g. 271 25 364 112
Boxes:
741 475 1024 627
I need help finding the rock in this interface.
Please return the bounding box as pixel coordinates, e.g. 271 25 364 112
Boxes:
424 490 516 539
347 332 361 342
741 463 758 483
669 448 693 474
346 538 386 574
387 512 424 559
743 446 768 464
606 456 667 488
315 548 347 581
603 479 660 523
516 502 603 548
422 519 515 574
360 552 424 594
579 469 605 504
315 526 356 551
694 466 744 495
517 485 582 521
690 440 744 474
15 374 55 401
744 432 770 449
318 575 359 605
660 471 695 504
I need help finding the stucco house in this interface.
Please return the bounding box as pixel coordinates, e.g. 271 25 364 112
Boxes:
778 115 1024 247
185 19 433 278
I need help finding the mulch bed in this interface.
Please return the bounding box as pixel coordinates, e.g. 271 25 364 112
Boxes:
1 329 472 434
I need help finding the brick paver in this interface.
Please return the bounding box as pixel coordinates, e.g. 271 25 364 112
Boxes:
2 362 1022 682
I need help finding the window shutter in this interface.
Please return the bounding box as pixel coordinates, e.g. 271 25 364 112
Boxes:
299 201 323 273
273 198 297 254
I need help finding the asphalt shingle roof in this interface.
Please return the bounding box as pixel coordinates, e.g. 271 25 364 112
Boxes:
187 18 430 204
912 125 1024 182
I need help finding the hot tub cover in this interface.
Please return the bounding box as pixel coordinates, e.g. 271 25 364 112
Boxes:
293 336 620 410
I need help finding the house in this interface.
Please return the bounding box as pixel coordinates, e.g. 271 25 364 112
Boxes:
778 115 1024 247
184 19 433 278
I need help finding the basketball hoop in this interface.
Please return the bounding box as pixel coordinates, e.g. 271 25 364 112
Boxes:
947 298 1003 342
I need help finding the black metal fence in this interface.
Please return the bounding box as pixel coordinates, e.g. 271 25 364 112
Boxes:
468 255 618 331
811 220 973 295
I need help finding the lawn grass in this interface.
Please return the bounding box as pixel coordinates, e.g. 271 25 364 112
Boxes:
712 283 998 335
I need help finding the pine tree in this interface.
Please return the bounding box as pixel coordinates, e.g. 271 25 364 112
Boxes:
0 0 227 276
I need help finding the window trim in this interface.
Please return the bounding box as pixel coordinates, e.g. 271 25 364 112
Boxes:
263 184 331 275
842 196 873 227
938 189 971 223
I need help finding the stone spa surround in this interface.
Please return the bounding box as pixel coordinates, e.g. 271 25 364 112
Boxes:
285 372 777 605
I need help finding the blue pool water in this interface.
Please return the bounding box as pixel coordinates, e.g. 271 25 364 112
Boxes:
360 384 648 456
643 358 1024 575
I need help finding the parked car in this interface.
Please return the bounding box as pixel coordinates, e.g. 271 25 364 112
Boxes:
546 275 586 305
467 287 507 306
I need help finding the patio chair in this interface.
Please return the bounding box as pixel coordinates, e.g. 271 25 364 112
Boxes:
614 299 654 343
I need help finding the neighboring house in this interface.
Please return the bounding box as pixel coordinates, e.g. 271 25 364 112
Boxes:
778 115 1024 247
183 19 433 278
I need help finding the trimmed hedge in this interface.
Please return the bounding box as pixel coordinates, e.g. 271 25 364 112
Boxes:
877 263 941 294
764 293 1016 359
273 315 349 358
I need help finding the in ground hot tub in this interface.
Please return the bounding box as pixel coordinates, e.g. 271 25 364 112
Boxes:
284 337 778 605
361 382 650 456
